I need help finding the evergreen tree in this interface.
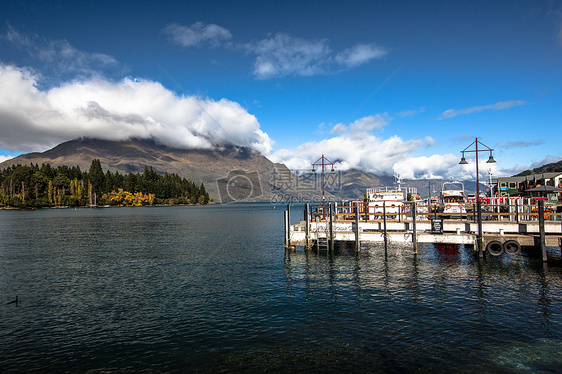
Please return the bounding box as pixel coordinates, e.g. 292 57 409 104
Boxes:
88 159 105 194
0 161 210 207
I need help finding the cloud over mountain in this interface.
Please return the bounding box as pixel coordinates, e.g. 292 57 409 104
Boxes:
0 26 512 182
0 64 273 154
0 60 500 182
270 114 440 177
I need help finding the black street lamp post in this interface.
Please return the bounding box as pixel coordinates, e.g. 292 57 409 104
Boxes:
459 138 496 257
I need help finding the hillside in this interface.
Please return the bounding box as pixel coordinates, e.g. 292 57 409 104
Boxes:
515 160 562 176
0 138 294 202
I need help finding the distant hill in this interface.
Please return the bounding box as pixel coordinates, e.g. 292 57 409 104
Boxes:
336 169 394 198
0 138 295 203
515 160 562 176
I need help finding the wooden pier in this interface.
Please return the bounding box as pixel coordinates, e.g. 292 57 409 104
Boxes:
284 201 562 261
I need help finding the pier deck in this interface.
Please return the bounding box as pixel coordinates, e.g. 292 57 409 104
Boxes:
289 219 562 246
284 201 562 260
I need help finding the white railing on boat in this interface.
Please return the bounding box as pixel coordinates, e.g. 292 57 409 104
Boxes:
366 186 418 194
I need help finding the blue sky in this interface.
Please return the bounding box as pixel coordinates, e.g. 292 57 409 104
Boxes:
1 0 561 181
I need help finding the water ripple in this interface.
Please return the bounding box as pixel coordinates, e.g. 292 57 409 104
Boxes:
0 205 561 372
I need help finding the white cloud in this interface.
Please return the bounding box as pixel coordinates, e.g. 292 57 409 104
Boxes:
529 155 562 170
0 63 273 155
270 115 435 176
1 25 119 79
0 155 15 163
495 140 544 149
396 107 426 118
439 100 528 119
330 114 388 137
245 33 332 79
394 154 461 180
245 35 389 79
271 112 507 181
162 22 388 79
335 43 387 67
395 153 503 181
3 23 30 46
162 22 232 48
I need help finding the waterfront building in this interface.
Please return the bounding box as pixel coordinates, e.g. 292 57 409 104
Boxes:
495 172 562 202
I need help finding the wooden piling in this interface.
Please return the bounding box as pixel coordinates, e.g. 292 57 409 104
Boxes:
284 210 289 249
383 201 388 249
411 201 417 253
328 203 334 252
288 204 292 249
354 201 360 251
538 200 547 262
304 203 310 249
477 199 483 258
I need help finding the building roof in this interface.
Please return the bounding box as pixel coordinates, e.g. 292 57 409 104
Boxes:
525 172 562 181
497 176 526 182
498 172 562 183
525 185 562 193
540 172 562 179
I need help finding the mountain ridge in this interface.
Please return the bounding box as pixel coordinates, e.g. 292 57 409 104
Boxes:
515 159 562 176
0 138 286 202
1 138 501 201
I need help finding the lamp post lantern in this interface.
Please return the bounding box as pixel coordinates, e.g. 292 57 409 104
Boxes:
312 154 335 217
459 137 496 257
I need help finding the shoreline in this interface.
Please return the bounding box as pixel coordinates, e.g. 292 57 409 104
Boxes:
0 202 214 210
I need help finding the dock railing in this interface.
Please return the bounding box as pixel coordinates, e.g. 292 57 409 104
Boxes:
310 200 562 222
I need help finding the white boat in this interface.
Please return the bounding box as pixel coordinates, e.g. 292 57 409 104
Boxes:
364 175 418 219
440 181 467 214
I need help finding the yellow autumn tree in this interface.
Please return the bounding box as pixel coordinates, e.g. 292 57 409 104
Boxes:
102 189 155 206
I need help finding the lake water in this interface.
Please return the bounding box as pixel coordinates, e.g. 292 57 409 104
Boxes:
1 203 561 373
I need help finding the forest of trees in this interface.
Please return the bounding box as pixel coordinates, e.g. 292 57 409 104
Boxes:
0 159 210 208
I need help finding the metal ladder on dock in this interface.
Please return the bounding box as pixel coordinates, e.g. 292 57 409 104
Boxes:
314 223 330 250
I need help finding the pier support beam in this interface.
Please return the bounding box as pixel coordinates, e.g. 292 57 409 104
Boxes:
538 200 547 262
284 210 289 249
354 201 360 251
477 199 483 258
383 201 388 250
329 203 334 252
412 202 417 253
304 203 311 249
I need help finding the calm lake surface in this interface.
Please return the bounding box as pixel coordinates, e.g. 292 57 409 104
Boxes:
1 203 561 373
